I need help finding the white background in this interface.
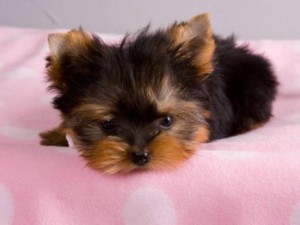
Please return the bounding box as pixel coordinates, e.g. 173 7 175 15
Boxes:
0 0 299 39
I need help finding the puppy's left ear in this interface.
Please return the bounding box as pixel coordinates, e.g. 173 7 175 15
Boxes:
168 13 215 77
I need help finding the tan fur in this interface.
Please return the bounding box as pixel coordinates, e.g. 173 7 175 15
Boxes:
72 103 111 121
82 137 136 174
168 13 215 77
147 77 202 117
48 29 92 59
47 29 93 89
148 133 195 170
80 133 197 174
194 125 210 143
203 110 211 119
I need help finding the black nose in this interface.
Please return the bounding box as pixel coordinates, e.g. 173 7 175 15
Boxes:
130 152 150 166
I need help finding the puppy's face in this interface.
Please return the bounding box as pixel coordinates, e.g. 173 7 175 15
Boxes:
46 13 215 174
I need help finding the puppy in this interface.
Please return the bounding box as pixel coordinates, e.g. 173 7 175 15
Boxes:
40 13 278 174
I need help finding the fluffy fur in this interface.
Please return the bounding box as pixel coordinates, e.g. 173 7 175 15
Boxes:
40 13 278 174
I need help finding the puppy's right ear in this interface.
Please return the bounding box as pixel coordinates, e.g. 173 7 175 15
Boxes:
48 33 67 60
48 29 93 60
46 29 101 92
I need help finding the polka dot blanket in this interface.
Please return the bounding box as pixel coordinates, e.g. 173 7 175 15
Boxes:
0 27 300 225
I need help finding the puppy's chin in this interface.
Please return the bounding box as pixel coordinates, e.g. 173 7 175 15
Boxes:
75 134 197 174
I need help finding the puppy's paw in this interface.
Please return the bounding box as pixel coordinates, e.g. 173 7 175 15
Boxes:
39 125 68 146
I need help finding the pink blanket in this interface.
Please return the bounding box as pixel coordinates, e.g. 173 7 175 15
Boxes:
0 27 300 225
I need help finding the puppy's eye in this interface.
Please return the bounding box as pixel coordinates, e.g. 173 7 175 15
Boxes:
100 120 116 132
159 115 174 129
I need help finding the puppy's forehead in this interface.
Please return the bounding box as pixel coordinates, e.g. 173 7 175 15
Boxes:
72 76 203 130
110 79 173 122
110 33 169 77
113 76 202 123
72 103 112 120
75 77 179 121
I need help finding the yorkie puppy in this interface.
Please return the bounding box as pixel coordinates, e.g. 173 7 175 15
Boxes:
40 13 278 174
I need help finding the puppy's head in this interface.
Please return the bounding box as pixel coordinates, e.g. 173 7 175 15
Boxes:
46 13 215 174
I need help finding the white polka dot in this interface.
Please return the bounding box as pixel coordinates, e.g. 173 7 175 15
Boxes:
285 113 300 123
8 68 38 80
294 43 300 54
290 200 300 225
0 183 14 225
123 186 176 225
0 126 38 140
49 146 78 155
208 150 255 160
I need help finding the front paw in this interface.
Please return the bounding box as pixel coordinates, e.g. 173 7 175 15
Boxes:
39 127 68 146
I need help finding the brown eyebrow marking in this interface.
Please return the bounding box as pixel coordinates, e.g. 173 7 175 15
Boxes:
72 103 112 121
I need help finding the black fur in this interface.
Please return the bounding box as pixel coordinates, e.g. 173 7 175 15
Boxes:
208 36 278 139
49 30 278 142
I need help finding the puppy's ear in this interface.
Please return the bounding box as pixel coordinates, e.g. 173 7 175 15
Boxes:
48 33 66 59
48 28 94 60
168 13 215 77
46 29 100 92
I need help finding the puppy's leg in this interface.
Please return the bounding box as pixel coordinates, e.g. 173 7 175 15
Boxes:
39 123 68 146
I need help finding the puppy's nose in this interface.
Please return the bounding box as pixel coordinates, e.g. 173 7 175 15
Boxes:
130 152 150 166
